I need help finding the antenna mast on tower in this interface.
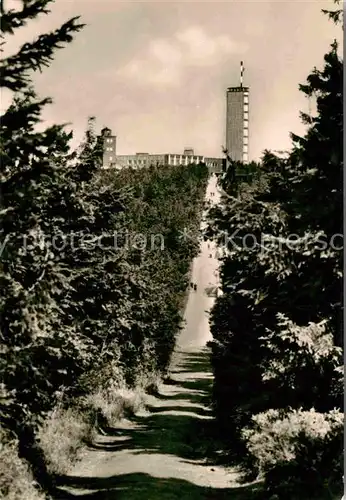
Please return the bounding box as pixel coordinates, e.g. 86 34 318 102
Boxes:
240 60 244 88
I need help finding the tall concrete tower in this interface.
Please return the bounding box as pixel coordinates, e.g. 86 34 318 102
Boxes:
225 61 249 163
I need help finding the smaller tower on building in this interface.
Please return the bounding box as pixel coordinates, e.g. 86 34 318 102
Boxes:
101 127 116 168
183 147 194 156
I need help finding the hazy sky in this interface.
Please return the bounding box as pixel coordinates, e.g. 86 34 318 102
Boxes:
3 0 341 160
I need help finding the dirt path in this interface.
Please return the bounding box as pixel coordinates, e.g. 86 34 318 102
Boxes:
53 347 262 500
52 177 263 499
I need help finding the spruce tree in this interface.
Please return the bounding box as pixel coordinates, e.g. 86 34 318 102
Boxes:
206 2 343 491
1 0 84 492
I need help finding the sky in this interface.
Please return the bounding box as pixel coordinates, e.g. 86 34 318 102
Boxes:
2 0 342 161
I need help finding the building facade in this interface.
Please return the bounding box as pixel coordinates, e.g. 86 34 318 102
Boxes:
114 148 224 173
225 86 249 163
205 157 224 174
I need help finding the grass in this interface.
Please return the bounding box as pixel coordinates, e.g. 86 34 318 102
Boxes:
1 350 165 499
85 386 146 425
37 404 96 475
0 428 46 500
37 363 158 477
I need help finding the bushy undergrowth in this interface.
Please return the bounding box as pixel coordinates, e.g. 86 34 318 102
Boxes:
0 429 45 500
243 408 344 498
37 374 148 476
206 5 343 497
37 405 95 475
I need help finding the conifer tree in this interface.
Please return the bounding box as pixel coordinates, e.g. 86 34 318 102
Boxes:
1 0 84 491
206 2 343 493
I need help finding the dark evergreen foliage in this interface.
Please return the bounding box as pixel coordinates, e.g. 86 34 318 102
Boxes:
0 1 208 495
206 6 343 497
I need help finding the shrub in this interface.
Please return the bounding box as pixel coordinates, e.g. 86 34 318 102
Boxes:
37 404 95 475
242 408 344 498
261 315 343 412
84 386 146 426
0 428 45 500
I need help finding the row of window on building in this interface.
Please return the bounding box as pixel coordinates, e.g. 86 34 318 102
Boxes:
102 156 223 170
167 154 204 166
